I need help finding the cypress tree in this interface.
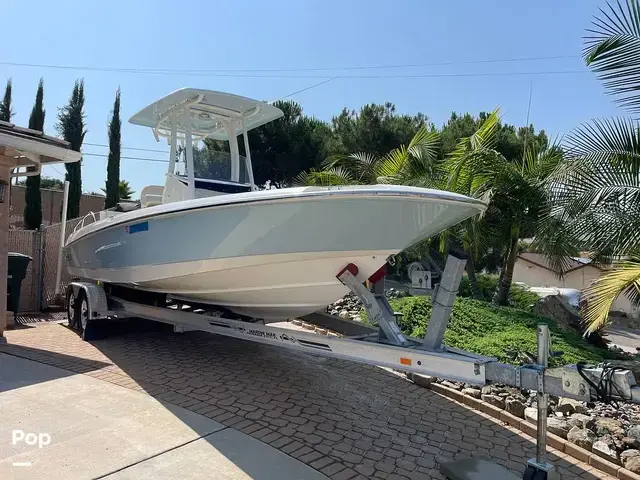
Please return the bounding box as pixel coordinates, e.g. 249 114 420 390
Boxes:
0 78 13 122
56 80 86 219
104 88 121 209
24 79 45 229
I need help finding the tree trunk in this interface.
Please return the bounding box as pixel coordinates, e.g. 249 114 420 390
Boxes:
495 224 520 306
465 254 484 300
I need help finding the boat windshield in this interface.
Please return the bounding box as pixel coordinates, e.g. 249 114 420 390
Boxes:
181 149 251 185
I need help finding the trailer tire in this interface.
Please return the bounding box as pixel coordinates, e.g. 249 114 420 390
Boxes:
76 290 90 340
66 287 78 331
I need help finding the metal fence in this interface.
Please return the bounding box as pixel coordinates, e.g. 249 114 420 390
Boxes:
8 217 81 312
41 217 81 309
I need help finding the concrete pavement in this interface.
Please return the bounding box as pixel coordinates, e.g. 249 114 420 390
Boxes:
0 323 616 479
605 324 640 354
0 353 327 480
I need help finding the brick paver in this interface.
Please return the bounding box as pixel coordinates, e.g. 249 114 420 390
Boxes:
0 323 616 479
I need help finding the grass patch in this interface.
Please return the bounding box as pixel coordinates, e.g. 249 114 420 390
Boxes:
362 296 619 366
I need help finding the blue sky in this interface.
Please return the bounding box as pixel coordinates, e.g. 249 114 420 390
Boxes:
0 0 621 196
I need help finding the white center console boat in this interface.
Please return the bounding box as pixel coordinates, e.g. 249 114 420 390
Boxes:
64 88 486 321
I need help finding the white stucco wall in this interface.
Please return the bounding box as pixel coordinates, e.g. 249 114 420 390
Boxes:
513 259 637 316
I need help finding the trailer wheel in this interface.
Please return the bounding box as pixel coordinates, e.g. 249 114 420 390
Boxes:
66 287 78 330
76 290 89 339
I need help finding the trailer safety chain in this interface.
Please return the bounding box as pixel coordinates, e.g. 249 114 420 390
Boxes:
577 362 631 406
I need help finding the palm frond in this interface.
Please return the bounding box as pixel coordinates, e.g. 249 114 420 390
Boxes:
549 133 640 256
468 108 501 151
322 152 379 183
292 167 354 186
531 204 581 276
375 145 409 181
584 0 640 112
564 117 640 173
406 125 440 165
446 108 502 192
582 258 640 334
522 143 565 182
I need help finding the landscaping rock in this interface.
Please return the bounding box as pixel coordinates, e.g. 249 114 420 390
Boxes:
524 407 538 424
628 425 640 443
567 427 596 450
621 449 640 467
547 417 570 439
556 398 581 416
567 413 592 430
593 440 619 465
462 388 482 399
532 295 607 347
595 417 624 437
406 373 434 388
505 398 526 418
627 457 640 474
481 394 505 410
574 403 589 415
441 381 463 391
624 436 640 449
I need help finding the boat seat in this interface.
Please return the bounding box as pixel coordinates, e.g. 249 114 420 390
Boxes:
141 185 165 208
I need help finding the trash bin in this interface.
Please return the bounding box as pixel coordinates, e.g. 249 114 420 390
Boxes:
8 253 32 323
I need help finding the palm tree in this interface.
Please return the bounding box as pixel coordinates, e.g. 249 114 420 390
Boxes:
546 0 640 334
293 124 440 187
440 110 502 299
101 180 135 201
445 109 565 305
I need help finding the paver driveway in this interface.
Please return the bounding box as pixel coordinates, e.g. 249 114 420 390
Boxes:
0 322 615 479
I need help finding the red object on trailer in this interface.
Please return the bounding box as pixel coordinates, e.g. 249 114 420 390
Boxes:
367 264 387 285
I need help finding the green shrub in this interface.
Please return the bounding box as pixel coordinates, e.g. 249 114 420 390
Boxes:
458 273 540 311
367 296 618 366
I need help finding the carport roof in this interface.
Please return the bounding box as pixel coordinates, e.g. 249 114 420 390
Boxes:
0 120 81 167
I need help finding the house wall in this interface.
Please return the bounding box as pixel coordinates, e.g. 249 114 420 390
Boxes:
513 259 637 316
9 185 105 228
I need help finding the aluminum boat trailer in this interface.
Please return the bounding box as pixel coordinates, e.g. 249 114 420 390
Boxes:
65 254 640 480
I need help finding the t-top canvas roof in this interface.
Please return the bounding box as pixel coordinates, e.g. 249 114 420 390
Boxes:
129 88 284 141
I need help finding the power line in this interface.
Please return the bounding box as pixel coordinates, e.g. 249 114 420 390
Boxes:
44 164 65 177
84 142 167 153
0 60 587 79
83 153 168 163
0 55 578 75
277 77 339 100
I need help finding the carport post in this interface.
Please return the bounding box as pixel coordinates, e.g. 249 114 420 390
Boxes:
54 180 69 296
0 160 11 336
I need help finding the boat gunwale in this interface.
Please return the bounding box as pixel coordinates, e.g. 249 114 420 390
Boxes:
65 187 486 247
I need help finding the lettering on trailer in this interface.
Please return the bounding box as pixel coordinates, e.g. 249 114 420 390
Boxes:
245 329 278 340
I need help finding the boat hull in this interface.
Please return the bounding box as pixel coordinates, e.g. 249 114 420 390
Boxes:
65 186 484 320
